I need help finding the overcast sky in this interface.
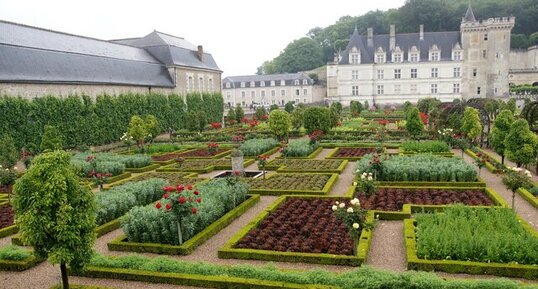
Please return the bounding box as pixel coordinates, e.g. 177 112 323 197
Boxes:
0 0 405 77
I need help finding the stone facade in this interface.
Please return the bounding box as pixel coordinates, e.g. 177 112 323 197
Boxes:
508 46 538 86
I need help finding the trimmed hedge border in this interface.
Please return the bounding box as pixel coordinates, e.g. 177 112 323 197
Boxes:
84 172 132 185
400 151 454 157
270 160 348 174
244 146 281 159
517 187 538 209
0 254 41 271
107 195 260 255
103 172 199 190
320 142 400 149
76 266 334 289
125 163 161 173
0 225 17 238
374 179 486 188
246 173 339 196
278 146 323 159
404 217 538 279
174 148 232 159
218 195 373 266
157 159 256 173
465 149 502 174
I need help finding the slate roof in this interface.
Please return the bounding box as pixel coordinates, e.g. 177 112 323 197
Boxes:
464 3 477 23
339 28 461 65
222 73 312 88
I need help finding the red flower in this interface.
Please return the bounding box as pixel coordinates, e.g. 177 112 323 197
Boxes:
378 119 389 126
196 198 201 203
233 170 240 176
155 202 162 209
192 207 198 214
178 197 186 204
96 173 102 178
163 193 169 199
104 173 112 177
186 185 193 190
210 122 222 129
164 186 175 192
193 190 199 195
177 185 184 192
165 203 172 210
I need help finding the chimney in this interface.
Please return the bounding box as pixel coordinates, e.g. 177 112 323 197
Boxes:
419 25 424 41
197 45 204 61
389 24 396 51
367 28 373 47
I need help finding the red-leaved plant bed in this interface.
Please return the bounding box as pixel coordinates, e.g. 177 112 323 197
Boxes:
0 203 14 229
333 148 376 158
152 149 229 161
0 185 12 194
356 188 493 211
235 198 354 255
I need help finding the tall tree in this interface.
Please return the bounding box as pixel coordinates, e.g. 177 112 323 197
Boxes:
504 119 538 167
13 150 96 289
268 110 291 141
461 107 482 145
273 38 325 73
406 107 423 139
490 110 515 164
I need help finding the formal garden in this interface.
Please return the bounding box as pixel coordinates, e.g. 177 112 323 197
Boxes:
0 94 537 289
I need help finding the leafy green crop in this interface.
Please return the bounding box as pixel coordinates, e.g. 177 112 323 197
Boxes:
401 141 449 153
239 138 279 156
71 152 151 177
0 245 32 261
282 139 317 157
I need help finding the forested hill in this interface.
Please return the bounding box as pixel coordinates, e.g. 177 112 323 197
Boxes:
257 0 538 75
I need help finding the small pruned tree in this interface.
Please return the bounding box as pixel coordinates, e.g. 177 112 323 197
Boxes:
235 105 245 123
40 125 63 152
268 109 292 141
284 101 295 113
291 107 305 130
405 107 423 139
227 108 236 124
461 107 482 145
402 101 413 115
303 107 332 134
490 109 515 164
13 150 96 289
350 101 363 117
330 102 343 116
127 115 148 148
255 106 268 120
0 134 18 168
504 119 538 167
144 114 160 142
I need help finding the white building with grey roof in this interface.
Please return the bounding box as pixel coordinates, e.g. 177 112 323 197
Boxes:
0 20 222 98
327 4 520 106
222 73 322 108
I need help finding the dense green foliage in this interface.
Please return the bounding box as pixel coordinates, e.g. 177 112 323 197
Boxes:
303 107 333 134
89 254 535 289
239 138 279 156
40 125 63 152
356 154 477 182
0 245 33 261
416 205 538 265
350 101 363 117
291 107 305 129
504 119 538 166
95 178 167 225
13 150 96 270
462 107 482 143
71 153 151 177
490 110 515 162
416 98 441 115
0 134 18 168
258 0 538 71
282 139 318 157
401 141 450 153
255 106 267 120
122 179 249 245
235 105 245 123
405 107 423 138
0 93 223 152
268 110 292 140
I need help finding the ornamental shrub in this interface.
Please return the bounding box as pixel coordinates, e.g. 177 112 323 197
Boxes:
269 104 279 111
127 116 148 146
303 107 332 134
350 101 363 117
291 107 305 129
490 109 515 164
234 105 245 123
401 141 449 153
239 138 279 156
504 119 538 167
268 110 291 140
282 139 318 157
255 106 267 120
0 134 18 168
405 107 423 139
144 114 160 142
284 101 294 113
40 125 63 152
227 108 236 123
461 107 482 144
122 178 248 245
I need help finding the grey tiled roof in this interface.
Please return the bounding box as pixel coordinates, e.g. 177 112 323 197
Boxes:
222 73 312 88
464 4 477 23
340 28 461 65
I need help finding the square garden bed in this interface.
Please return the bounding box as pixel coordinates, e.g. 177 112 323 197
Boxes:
326 147 377 160
158 158 255 173
151 148 231 163
242 173 338 195
104 171 203 189
265 159 347 173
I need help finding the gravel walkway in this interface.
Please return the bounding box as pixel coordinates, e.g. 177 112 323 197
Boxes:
329 161 355 196
365 221 406 271
481 148 538 182
314 148 334 160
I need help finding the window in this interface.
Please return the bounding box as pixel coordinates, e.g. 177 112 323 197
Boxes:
410 53 419 62
494 87 498 94
271 90 276 97
280 80 285 86
482 50 487 58
496 52 501 59
477 87 481 95
377 85 384 95
208 79 214 91
430 52 439 61
352 70 359 80
303 79 308 85
394 84 401 94
240 82 245 88
376 54 385 63
351 54 359 64
453 83 461 93
411 68 417 79
187 76 194 92
251 91 255 98
225 82 231 88
294 80 300 85
226 92 231 99
393 54 402 63
473 68 477 77
377 69 384 80
281 90 285 96
260 81 265 87
352 85 359 96
270 80 275 86
241 91 246 97
453 67 461 77
250 81 255 87
199 77 204 92
303 98 307 103
410 84 417 93
261 91 265 97
484 33 488 41
394 69 401 79
431 84 438 94
453 51 462 61
431 68 438 78
295 89 300 96
303 88 307 95
295 99 300 104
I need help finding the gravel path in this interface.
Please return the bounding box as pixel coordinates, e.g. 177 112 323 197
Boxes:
314 148 334 160
453 149 538 230
481 148 538 182
329 161 355 196
366 221 406 271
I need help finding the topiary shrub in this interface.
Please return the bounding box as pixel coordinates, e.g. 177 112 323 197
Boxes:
303 107 332 134
268 110 291 140
40 125 63 152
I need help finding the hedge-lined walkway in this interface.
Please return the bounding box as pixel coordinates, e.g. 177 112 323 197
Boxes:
481 147 538 182
365 221 406 271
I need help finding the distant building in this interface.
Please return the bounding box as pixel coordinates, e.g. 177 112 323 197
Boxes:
326 3 527 105
0 20 221 98
222 73 322 108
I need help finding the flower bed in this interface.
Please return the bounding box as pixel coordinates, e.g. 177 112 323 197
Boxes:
327 147 377 160
243 173 337 195
158 159 255 173
355 187 494 211
466 147 507 173
151 148 230 161
265 159 347 173
405 206 538 279
71 153 152 177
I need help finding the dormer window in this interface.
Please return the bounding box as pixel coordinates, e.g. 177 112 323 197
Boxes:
375 47 386 63
349 46 360 64
250 81 255 87
429 45 440 61
270 80 275 86
453 51 462 61
225 82 231 89
392 47 403 63
294 80 300 85
240 82 245 88
409 46 419 63
260 81 265 87
302 79 308 85
280 80 285 86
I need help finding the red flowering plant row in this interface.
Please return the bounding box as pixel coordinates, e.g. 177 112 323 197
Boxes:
210 122 222 129
155 184 201 245
308 129 325 144
332 147 377 158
